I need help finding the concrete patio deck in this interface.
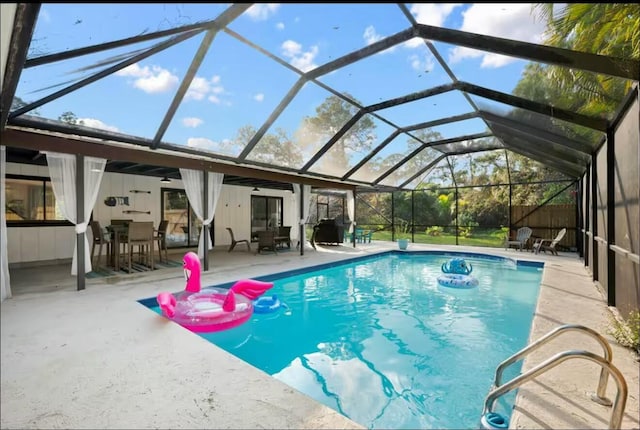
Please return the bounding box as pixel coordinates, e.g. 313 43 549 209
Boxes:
1 242 638 429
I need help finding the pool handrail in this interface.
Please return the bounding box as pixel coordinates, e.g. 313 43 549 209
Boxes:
483 350 628 430
493 323 613 405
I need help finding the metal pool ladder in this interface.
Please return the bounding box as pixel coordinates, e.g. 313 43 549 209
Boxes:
480 324 628 430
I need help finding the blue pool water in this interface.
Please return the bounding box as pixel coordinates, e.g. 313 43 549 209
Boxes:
142 251 543 429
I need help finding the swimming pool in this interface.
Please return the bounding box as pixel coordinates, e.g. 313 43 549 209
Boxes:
142 250 543 429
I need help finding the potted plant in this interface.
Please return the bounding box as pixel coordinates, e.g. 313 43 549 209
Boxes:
395 220 411 250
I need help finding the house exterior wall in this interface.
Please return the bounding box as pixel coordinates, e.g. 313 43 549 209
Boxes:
6 162 297 265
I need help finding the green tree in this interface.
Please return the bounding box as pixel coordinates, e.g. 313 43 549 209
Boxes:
241 125 303 167
297 93 376 175
58 111 84 125
531 3 639 114
11 96 40 115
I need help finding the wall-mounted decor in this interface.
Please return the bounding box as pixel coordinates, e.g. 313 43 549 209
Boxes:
104 196 129 207
121 189 152 215
123 210 151 214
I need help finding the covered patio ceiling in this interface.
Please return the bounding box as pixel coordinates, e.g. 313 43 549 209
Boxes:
1 3 638 192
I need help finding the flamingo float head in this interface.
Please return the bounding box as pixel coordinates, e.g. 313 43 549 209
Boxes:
183 252 202 293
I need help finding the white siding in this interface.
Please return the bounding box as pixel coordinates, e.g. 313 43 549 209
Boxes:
6 162 298 264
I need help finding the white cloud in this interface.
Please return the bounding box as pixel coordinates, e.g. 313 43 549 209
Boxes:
187 137 216 150
115 63 178 94
185 75 226 103
185 77 209 101
78 118 119 132
405 4 464 49
281 40 318 72
187 137 232 153
245 4 280 21
448 4 547 68
115 63 147 78
363 25 383 46
411 3 463 26
253 93 265 102
408 54 435 73
276 22 285 30
39 9 51 23
364 25 402 55
182 117 203 128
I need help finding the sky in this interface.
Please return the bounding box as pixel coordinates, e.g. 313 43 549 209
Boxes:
14 3 553 185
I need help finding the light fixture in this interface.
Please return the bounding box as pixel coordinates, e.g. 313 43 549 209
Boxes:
160 176 171 183
252 187 260 191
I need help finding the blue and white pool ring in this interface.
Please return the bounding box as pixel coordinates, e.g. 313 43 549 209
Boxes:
253 294 281 313
437 273 479 289
480 412 509 429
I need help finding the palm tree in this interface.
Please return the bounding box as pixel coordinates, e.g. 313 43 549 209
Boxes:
532 3 639 114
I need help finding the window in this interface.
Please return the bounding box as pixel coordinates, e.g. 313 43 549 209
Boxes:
251 195 283 239
5 175 70 226
311 193 346 224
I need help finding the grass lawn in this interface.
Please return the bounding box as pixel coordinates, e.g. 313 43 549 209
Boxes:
369 228 507 248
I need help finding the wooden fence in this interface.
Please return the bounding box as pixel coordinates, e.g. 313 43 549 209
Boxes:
511 204 576 250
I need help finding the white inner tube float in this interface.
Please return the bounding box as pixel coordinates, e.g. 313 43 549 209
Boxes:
437 273 479 289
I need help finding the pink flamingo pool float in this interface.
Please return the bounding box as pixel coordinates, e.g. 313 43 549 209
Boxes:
156 252 273 333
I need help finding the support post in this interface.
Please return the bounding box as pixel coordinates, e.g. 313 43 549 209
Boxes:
352 188 357 248
203 170 209 272
76 154 85 291
606 130 615 306
576 179 583 258
591 155 598 281
411 190 415 243
584 168 590 267
299 184 305 256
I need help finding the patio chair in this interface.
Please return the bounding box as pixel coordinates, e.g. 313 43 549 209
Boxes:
504 227 532 251
533 228 567 255
90 220 112 269
256 230 278 255
276 226 292 249
226 227 251 252
154 220 169 263
124 221 154 272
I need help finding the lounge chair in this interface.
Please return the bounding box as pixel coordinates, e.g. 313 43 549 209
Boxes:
226 227 251 252
504 227 532 251
533 228 567 255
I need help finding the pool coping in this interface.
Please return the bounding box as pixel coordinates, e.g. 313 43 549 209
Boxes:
2 243 638 429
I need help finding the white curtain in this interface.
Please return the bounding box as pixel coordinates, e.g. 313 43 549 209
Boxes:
292 183 312 245
1 146 11 301
45 152 106 275
179 168 224 258
346 189 355 233
288 188 300 241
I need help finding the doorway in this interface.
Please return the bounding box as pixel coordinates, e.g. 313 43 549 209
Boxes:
161 188 202 248
251 195 283 240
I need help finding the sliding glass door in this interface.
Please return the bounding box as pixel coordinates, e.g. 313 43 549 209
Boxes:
251 195 283 240
161 188 201 248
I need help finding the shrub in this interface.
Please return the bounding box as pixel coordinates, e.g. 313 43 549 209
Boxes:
426 226 443 236
607 309 640 357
